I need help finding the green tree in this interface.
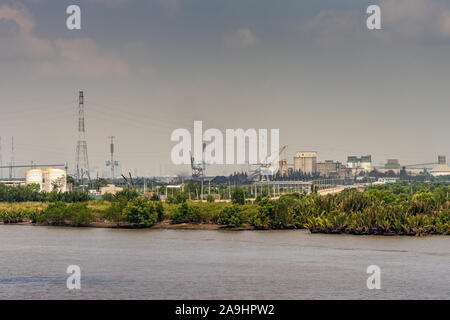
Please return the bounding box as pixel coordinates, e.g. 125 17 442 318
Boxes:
218 205 243 227
231 187 245 205
122 197 158 226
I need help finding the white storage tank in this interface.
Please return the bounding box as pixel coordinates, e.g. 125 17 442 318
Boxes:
25 168 44 191
43 168 67 192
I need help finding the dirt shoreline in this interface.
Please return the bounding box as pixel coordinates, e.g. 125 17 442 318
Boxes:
0 220 254 231
1 221 446 236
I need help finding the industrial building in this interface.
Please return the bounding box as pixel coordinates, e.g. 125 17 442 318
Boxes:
100 184 123 196
430 156 450 177
294 152 317 174
317 160 350 178
25 168 67 192
347 155 372 172
385 159 401 170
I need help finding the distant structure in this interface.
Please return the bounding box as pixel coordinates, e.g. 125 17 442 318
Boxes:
25 168 67 192
347 155 372 172
317 160 349 177
10 136 14 179
106 136 119 180
75 91 90 184
385 159 401 170
294 151 317 174
430 155 450 177
100 184 123 196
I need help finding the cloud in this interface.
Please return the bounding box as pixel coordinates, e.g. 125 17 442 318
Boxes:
0 3 130 78
0 3 53 57
380 0 450 40
36 38 130 78
223 28 259 48
302 10 364 46
302 0 450 45
86 0 130 6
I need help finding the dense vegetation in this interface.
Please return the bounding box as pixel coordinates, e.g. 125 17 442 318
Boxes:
0 182 448 235
0 183 90 202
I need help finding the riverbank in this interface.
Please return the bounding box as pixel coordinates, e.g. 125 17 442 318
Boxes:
1 219 448 236
1 182 449 236
0 219 253 231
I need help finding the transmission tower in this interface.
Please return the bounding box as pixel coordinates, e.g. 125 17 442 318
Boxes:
106 136 118 180
75 91 91 185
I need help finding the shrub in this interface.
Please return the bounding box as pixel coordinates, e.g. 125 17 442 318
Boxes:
66 203 95 226
155 201 164 222
122 197 158 227
218 205 243 227
150 193 161 201
231 188 245 205
38 202 68 225
171 202 200 224
102 196 128 225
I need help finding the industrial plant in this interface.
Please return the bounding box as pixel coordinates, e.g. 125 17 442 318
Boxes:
0 90 448 197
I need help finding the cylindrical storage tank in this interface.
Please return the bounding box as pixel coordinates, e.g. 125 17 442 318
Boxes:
25 169 44 191
43 168 67 192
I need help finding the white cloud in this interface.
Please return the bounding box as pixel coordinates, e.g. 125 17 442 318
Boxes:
302 10 363 46
36 38 130 78
0 3 53 57
0 3 130 78
223 28 259 49
302 0 450 45
380 0 450 39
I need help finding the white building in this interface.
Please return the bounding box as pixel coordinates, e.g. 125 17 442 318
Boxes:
25 168 44 190
25 168 67 192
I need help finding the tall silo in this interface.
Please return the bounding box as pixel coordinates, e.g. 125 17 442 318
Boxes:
43 168 67 192
25 168 44 191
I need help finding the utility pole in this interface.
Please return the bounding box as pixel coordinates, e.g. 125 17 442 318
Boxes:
75 91 91 185
10 136 14 179
106 136 118 181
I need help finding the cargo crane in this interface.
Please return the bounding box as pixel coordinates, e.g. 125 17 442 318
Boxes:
249 145 288 181
121 172 141 195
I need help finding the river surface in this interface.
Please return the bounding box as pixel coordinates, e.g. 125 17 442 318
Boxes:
0 225 448 299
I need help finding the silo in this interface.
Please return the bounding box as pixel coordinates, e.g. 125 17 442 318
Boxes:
43 168 67 192
25 168 44 191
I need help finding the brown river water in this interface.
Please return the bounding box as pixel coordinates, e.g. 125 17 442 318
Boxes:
0 225 448 299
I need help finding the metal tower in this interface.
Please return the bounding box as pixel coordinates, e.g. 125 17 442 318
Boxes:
75 91 90 184
106 136 118 180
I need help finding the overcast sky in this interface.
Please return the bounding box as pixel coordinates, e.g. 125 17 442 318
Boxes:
0 0 449 177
